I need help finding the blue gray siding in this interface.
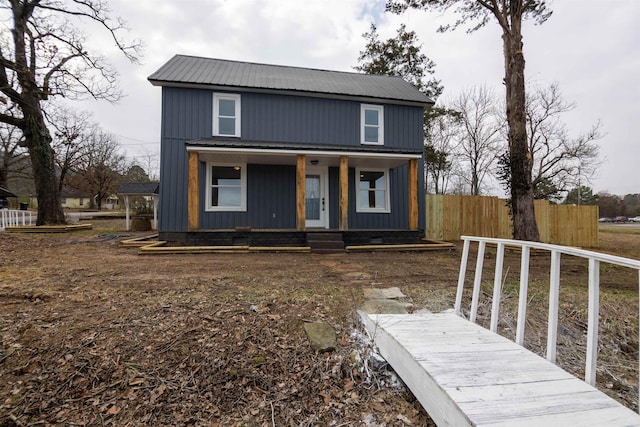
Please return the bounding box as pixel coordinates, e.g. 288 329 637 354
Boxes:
161 87 424 149
199 164 297 230
158 86 426 232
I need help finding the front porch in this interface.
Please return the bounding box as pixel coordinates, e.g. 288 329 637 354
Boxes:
184 139 423 235
137 229 453 254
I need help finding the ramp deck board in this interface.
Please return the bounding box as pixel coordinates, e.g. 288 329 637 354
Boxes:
360 311 640 426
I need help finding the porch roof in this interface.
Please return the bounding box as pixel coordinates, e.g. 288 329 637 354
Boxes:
0 186 17 198
117 182 160 196
186 138 422 169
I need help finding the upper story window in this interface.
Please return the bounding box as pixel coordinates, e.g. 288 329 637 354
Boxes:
356 168 390 213
213 93 241 137
205 163 247 211
361 104 384 145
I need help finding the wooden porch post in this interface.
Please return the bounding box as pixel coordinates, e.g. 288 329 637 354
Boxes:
339 155 349 230
296 154 306 231
408 158 419 231
188 151 199 231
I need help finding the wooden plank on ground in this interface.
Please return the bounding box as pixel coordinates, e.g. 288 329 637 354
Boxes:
6 223 93 233
359 311 640 427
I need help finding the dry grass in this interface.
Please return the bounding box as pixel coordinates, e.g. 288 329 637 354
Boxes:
0 221 638 425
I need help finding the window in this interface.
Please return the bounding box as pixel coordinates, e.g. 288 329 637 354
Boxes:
356 168 390 212
213 93 241 137
206 163 247 211
361 104 384 145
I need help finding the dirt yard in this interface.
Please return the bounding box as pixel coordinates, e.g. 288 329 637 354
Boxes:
1 221 639 426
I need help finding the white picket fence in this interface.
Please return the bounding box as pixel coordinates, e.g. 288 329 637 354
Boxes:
0 209 34 231
454 235 640 411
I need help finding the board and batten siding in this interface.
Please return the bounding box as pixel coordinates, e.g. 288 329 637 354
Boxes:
159 86 425 232
242 93 424 150
158 138 188 232
198 164 297 230
345 165 425 230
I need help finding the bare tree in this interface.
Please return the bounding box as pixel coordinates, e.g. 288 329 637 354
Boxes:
424 110 461 194
388 0 553 240
0 121 28 189
137 151 160 182
68 129 126 210
0 0 141 224
47 106 96 193
526 83 602 197
452 86 504 195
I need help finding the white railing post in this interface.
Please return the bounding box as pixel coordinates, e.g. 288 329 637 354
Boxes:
515 245 530 346
457 234 640 411
490 242 505 333
547 250 561 363
454 238 470 316
585 258 600 386
470 240 486 323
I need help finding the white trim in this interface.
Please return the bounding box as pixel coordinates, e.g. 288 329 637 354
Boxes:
186 146 420 160
355 167 390 213
361 104 384 145
205 162 247 212
213 93 241 137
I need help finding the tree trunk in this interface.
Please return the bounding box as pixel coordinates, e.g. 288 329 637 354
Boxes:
10 2 65 226
24 114 66 225
0 158 7 189
502 22 540 241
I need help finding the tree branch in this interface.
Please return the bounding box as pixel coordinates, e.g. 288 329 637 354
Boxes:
0 111 25 128
37 1 142 63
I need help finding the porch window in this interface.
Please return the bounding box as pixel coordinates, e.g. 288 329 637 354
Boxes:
213 93 241 137
206 163 247 211
361 104 383 145
356 168 390 213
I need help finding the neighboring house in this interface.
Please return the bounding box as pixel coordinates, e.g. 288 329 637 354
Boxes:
59 188 120 210
148 55 432 247
60 188 92 209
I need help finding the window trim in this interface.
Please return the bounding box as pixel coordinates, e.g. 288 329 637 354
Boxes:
205 162 247 212
355 167 390 213
213 93 241 137
360 104 384 145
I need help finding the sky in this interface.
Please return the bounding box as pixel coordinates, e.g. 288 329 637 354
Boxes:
73 0 639 196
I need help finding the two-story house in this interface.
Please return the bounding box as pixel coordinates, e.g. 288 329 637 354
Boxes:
148 55 432 250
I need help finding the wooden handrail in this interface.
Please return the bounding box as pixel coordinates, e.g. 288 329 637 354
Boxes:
454 235 640 412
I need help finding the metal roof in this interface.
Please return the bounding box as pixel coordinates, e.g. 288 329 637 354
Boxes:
117 182 159 195
148 55 433 106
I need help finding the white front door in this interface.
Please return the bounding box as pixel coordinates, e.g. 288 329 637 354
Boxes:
305 167 329 228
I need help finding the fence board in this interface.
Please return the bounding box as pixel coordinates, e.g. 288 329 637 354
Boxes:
425 195 599 247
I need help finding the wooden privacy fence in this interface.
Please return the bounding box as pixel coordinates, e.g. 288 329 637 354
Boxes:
426 194 599 247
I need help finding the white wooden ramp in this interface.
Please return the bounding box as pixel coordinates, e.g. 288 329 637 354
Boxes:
360 311 640 427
